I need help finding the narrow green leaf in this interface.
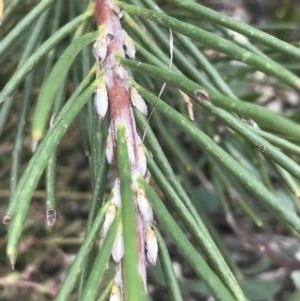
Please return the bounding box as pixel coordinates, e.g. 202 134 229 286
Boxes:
78 149 110 298
151 112 192 171
118 2 300 90
133 82 300 235
54 201 111 301
122 12 169 66
138 179 237 301
126 9 215 91
211 162 263 227
135 109 245 295
0 10 93 103
5 67 95 218
154 227 183 301
0 0 56 58
139 0 236 97
1 0 23 23
90 108 104 182
145 151 245 301
96 279 114 301
0 10 49 136
10 70 36 195
117 58 300 180
79 211 121 301
249 126 300 158
6 78 99 266
117 124 146 301
32 31 98 141
45 79 68 226
269 160 300 198
45 152 57 226
164 0 300 63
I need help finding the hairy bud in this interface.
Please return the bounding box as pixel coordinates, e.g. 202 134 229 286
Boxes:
146 228 158 265
94 81 108 119
93 27 108 63
136 188 153 224
102 204 117 237
130 88 148 115
112 225 124 263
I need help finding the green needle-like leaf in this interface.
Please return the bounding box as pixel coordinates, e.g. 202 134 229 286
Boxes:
117 124 146 301
6 79 99 266
138 178 237 301
5 67 96 219
0 10 93 103
0 0 56 58
154 226 183 301
79 149 110 298
79 211 121 301
96 279 114 301
133 82 300 235
165 0 300 63
145 150 245 301
32 31 99 141
118 57 300 180
54 201 111 301
118 2 300 90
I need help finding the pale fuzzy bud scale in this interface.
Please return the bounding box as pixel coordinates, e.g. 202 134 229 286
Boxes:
112 178 121 207
123 33 136 59
115 64 128 80
146 228 158 265
94 82 108 120
106 134 114 165
114 264 123 287
130 88 148 115
112 225 124 263
137 144 147 176
102 204 117 237
93 31 108 63
137 188 153 224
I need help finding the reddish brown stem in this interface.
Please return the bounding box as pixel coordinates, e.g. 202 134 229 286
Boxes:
94 0 147 292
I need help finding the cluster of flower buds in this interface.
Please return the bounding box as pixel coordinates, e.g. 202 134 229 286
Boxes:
93 0 158 296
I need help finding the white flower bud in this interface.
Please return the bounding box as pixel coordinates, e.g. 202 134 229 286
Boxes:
137 188 153 224
109 284 121 301
93 30 108 63
112 225 124 263
130 88 148 115
137 144 147 176
106 134 114 165
94 82 108 120
146 228 158 265
102 205 117 237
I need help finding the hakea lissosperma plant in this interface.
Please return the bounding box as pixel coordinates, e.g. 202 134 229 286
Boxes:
1 0 300 300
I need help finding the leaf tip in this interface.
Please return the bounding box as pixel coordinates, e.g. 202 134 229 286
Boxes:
194 89 210 101
3 214 11 225
46 208 57 227
31 132 41 152
7 249 17 267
